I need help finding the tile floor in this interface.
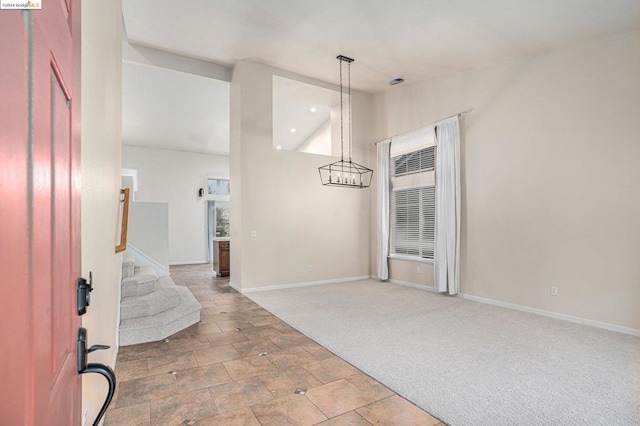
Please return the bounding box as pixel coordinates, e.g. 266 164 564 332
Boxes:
105 264 444 426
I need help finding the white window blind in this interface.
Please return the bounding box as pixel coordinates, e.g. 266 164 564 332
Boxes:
393 146 435 177
391 186 435 259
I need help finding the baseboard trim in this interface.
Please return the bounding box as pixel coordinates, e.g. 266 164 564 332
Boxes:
369 275 440 293
374 275 639 337
127 244 169 276
111 346 119 369
389 278 440 293
233 276 371 294
169 261 209 266
459 293 640 337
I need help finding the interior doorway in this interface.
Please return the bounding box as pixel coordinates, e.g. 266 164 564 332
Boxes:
207 200 230 262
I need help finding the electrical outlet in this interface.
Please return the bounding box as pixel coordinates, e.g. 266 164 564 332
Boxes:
550 286 558 296
416 266 421 274
307 263 313 272
249 230 257 237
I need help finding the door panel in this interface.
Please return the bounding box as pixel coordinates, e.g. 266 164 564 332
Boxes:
33 2 81 423
0 1 81 424
50 62 74 409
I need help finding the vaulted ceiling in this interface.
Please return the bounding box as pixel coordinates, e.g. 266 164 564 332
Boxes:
121 0 640 154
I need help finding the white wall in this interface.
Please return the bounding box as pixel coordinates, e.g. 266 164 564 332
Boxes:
371 31 640 331
80 0 122 422
231 61 373 290
128 202 169 271
122 146 229 264
298 120 331 155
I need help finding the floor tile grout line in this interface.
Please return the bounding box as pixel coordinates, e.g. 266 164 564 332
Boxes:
110 265 439 425
246 290 449 423
303 393 332 423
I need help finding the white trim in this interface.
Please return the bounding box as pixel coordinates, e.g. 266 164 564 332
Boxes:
232 276 370 294
459 293 640 337
115 252 123 362
373 276 640 337
127 244 169 276
391 183 435 193
388 254 434 264
389 278 439 293
169 261 209 266
121 168 138 192
110 346 119 369
229 281 242 293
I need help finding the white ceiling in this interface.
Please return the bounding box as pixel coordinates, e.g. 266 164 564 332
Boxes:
121 0 640 154
122 62 230 154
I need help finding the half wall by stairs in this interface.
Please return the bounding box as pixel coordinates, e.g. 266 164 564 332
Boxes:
119 252 201 346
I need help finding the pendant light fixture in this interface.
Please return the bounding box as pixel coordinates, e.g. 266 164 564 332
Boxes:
318 55 373 188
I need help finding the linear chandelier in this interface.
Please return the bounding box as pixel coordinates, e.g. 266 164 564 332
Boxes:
318 55 373 188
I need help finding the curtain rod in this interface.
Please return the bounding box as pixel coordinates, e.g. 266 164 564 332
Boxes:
371 110 470 146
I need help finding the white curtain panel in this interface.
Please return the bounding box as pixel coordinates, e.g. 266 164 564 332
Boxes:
376 140 391 280
434 117 461 295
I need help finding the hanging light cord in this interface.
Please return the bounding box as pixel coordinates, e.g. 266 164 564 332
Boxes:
339 58 344 162
348 60 352 162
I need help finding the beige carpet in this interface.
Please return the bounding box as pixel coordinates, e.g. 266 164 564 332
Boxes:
247 279 640 426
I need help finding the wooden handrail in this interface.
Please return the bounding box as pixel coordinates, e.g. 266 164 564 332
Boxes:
115 188 130 253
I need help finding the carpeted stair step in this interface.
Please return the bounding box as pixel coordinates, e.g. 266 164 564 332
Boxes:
122 252 136 279
120 276 181 320
119 286 201 346
121 266 159 297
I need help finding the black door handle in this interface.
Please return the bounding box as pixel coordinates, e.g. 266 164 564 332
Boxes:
77 328 116 426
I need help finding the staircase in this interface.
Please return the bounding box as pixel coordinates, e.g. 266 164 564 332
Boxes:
119 252 201 346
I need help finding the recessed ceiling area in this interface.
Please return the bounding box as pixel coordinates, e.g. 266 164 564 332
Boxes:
122 62 230 155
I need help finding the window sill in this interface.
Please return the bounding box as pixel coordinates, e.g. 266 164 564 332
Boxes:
388 254 433 264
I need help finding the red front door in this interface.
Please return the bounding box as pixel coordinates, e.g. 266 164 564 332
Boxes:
0 1 81 424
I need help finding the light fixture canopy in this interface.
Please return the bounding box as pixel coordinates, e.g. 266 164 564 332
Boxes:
318 55 373 189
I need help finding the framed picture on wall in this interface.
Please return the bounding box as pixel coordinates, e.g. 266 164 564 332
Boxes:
207 178 230 195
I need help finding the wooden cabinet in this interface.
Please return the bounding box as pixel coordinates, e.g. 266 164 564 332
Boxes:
213 239 230 277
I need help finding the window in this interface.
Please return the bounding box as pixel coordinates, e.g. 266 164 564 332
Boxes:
390 146 436 260
207 178 230 195
214 203 230 238
391 186 435 259
393 146 435 177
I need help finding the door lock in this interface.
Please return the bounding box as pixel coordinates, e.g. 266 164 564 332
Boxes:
77 271 93 315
